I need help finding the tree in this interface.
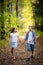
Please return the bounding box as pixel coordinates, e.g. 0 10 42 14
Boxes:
16 0 19 17
0 0 35 37
8 0 12 30
32 0 43 31
0 0 5 39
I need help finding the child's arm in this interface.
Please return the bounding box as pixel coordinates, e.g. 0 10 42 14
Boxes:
18 35 26 44
33 31 36 44
17 36 23 43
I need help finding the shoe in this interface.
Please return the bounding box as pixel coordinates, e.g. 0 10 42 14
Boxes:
13 57 16 60
12 55 14 58
27 58 30 61
12 55 16 60
31 55 34 58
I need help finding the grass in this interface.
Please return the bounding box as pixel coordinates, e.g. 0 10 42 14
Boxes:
0 39 8 48
36 30 43 36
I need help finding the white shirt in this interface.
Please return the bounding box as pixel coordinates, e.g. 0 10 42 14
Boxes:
27 32 34 45
10 33 18 43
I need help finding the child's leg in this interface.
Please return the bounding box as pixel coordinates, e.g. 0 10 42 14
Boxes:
11 48 16 59
27 44 31 59
27 51 31 58
31 45 34 58
27 51 31 61
31 50 34 58
11 48 14 56
31 48 34 56
13 49 16 58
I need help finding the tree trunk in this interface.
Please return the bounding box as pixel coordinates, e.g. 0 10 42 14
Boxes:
0 0 5 39
8 0 12 31
16 0 19 17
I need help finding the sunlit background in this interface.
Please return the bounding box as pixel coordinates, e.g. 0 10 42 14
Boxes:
0 0 43 38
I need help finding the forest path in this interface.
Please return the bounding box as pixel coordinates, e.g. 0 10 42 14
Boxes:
0 36 43 65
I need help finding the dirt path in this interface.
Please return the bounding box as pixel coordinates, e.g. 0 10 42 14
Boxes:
0 36 43 65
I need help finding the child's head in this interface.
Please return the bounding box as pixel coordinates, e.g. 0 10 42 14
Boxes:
28 26 33 31
11 27 16 33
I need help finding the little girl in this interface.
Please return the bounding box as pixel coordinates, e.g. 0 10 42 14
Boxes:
10 27 18 59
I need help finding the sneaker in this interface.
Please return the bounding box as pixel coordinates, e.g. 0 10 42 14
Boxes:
27 58 30 61
13 57 16 60
11 55 16 60
12 55 14 58
31 55 34 58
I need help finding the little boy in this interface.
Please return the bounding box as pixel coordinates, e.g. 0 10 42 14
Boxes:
25 26 36 61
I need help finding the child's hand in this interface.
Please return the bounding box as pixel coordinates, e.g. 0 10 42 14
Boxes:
29 40 33 42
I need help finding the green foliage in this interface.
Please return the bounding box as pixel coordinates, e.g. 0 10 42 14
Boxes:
0 0 35 38
32 0 43 31
0 39 8 48
36 30 43 36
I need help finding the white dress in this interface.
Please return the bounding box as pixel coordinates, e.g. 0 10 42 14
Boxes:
10 33 18 48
